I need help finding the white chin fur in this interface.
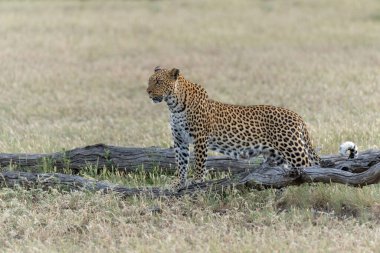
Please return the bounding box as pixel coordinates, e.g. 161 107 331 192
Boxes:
339 141 358 158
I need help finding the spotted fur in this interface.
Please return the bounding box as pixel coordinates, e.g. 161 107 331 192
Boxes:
147 67 352 188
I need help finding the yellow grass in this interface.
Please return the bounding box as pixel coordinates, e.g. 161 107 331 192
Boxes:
0 0 380 252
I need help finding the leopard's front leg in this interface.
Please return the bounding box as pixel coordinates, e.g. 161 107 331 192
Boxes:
171 136 189 189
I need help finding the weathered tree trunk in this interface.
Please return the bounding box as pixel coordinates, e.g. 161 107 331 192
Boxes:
1 161 379 198
1 143 379 174
0 144 379 197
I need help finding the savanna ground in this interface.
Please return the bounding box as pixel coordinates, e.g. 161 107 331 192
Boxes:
0 0 380 252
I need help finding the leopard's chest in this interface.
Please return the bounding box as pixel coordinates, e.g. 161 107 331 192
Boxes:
170 113 193 144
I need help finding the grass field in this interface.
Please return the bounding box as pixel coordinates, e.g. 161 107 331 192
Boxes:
0 0 380 252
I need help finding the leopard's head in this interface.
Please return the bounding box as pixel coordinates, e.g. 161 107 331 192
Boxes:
147 66 180 103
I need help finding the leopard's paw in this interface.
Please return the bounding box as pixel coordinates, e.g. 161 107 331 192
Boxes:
192 178 205 184
168 178 187 191
186 177 205 187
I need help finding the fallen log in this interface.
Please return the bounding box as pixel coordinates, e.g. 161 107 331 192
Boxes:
1 160 379 198
0 143 379 174
0 163 380 198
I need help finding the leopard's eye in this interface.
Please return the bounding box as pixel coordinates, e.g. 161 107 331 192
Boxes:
156 80 162 86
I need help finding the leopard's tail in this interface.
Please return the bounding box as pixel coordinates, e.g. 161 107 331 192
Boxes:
301 122 359 165
339 141 358 159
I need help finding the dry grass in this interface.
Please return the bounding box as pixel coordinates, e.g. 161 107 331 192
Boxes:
0 0 380 252
1 185 380 253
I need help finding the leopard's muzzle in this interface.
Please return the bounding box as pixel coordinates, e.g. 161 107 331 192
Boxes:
151 96 163 103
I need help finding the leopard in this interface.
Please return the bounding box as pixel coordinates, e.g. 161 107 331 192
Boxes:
146 66 358 189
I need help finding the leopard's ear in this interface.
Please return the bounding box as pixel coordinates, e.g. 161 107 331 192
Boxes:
154 66 161 72
169 68 180 80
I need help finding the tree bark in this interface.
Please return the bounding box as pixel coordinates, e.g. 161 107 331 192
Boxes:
1 143 379 174
0 146 379 198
